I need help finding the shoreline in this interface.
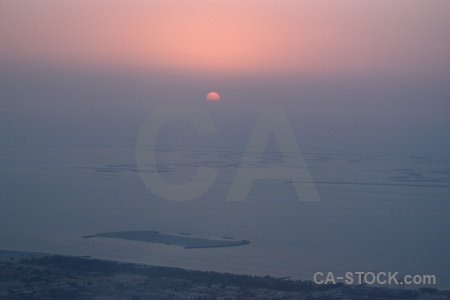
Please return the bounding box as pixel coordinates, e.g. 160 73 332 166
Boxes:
1 248 449 300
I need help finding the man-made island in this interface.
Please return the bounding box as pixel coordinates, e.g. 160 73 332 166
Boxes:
83 231 250 249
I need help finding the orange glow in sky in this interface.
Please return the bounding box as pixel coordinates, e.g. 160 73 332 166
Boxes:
1 0 449 76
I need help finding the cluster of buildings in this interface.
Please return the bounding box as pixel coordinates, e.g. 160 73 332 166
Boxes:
0 250 448 300
0 263 308 300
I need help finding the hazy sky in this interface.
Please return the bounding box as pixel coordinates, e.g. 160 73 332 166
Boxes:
2 0 449 75
1 0 449 154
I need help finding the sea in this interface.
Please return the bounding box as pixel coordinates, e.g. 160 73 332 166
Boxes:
0 147 449 288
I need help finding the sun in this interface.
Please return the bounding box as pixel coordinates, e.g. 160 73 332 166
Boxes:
206 92 221 102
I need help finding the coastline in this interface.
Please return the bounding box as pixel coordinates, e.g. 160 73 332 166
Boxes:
1 249 448 300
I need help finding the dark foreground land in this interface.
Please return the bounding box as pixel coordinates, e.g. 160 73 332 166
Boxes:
0 251 447 300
